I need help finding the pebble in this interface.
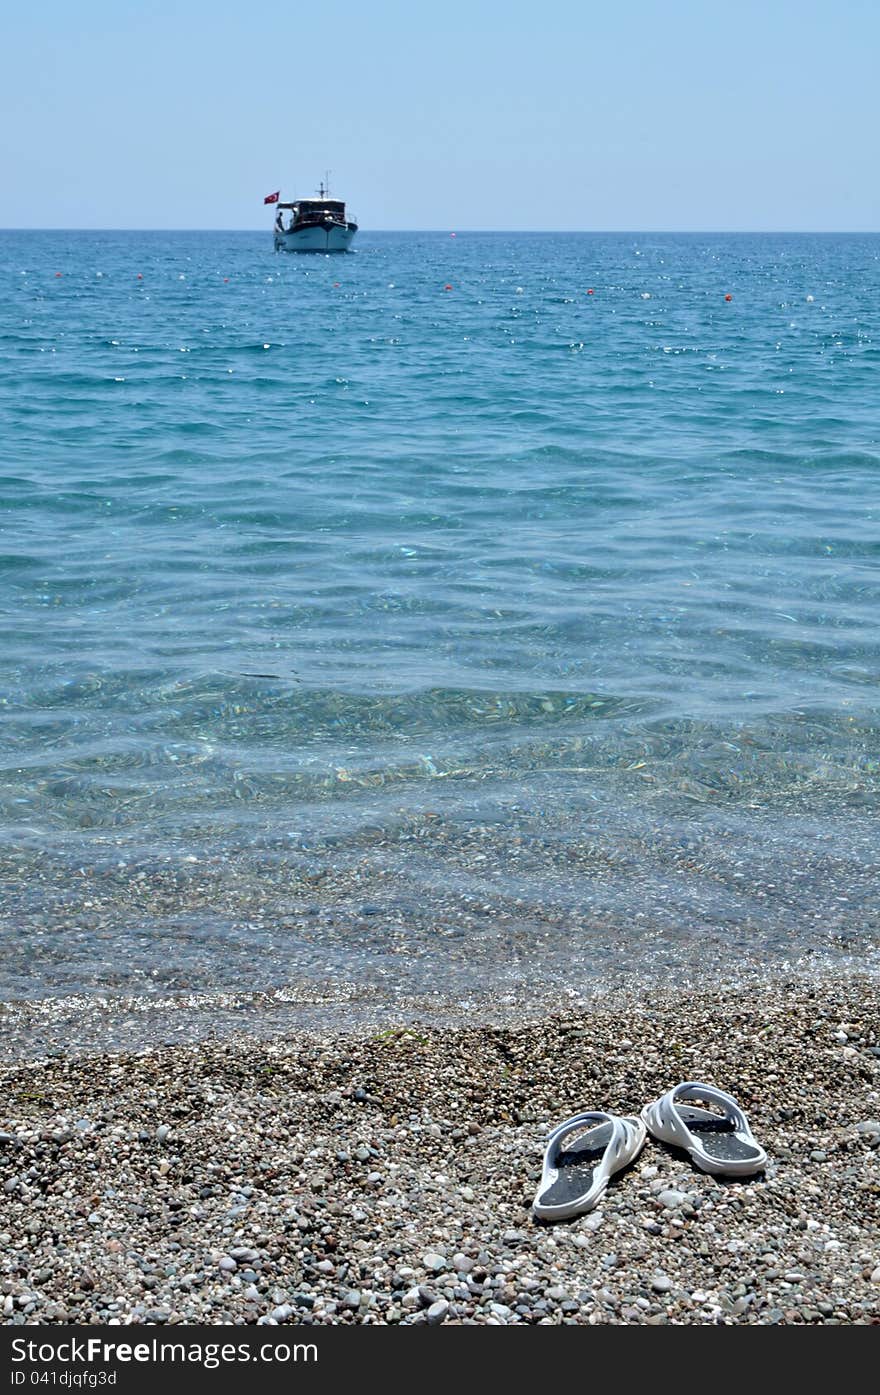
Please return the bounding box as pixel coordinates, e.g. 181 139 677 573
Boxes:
657 1190 687 1210
1 977 877 1327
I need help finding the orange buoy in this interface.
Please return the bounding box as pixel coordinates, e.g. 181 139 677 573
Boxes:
724 293 733 302
587 288 594 295
444 284 453 291
55 272 62 277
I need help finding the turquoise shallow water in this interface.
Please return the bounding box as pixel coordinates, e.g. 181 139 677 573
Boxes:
1 229 879 1025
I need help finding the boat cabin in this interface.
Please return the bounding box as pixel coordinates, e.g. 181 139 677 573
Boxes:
275 198 346 229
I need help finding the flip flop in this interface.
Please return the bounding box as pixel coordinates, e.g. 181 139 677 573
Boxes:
533 1110 646 1221
641 1082 767 1177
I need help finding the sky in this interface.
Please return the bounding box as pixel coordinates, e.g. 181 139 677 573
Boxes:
2 0 879 231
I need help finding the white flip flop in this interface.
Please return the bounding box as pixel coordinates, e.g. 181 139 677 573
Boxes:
641 1082 767 1177
533 1110 646 1221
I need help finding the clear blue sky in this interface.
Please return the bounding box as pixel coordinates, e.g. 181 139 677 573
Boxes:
2 0 878 230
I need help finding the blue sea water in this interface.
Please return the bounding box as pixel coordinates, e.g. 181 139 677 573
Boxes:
1 229 879 1041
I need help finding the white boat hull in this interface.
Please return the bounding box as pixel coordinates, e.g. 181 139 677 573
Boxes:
274 223 357 253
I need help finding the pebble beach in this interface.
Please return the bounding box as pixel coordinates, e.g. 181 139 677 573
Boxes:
2 975 879 1326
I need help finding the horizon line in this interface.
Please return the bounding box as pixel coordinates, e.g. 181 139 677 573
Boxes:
3 226 880 236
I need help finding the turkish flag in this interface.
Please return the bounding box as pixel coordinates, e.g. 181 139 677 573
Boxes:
264 191 280 204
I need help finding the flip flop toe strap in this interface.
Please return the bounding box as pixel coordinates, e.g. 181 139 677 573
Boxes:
545 1110 614 1152
672 1082 750 1136
544 1111 634 1172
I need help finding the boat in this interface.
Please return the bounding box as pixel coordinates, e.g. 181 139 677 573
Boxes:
272 181 358 253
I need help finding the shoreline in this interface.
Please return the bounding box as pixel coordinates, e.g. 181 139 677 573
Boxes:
2 953 878 1063
2 972 879 1325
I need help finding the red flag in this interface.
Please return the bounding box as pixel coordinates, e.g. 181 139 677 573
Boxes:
263 191 280 204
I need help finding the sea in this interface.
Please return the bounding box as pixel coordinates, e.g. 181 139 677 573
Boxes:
1 228 879 1054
